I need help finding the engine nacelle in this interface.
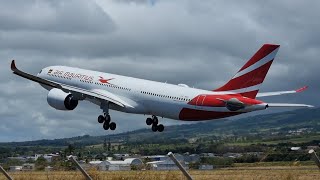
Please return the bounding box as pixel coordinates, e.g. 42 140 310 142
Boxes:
225 98 245 111
47 88 78 111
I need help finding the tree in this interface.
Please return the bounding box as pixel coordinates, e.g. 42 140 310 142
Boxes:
66 144 75 155
107 139 111 152
103 137 107 150
35 156 48 171
77 152 82 160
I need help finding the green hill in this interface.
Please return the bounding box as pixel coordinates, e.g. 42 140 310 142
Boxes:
1 108 319 147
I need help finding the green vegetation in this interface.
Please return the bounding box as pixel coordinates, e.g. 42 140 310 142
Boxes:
0 108 319 167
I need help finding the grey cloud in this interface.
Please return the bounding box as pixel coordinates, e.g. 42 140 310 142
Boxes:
0 0 115 34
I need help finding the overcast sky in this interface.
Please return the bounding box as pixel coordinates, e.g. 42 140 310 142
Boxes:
0 0 319 142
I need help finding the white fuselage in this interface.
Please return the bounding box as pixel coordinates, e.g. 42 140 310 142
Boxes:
38 66 266 121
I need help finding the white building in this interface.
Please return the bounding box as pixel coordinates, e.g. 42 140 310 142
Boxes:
146 159 189 171
9 166 23 172
199 165 213 170
144 154 189 171
35 154 60 162
291 147 301 151
7 154 60 164
88 158 143 171
107 161 131 171
144 154 185 162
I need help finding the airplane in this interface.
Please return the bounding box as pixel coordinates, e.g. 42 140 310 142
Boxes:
10 44 313 132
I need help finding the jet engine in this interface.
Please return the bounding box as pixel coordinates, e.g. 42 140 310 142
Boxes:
225 98 245 111
47 88 78 110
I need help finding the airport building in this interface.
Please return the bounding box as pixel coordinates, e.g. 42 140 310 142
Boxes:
146 159 189 171
88 158 143 171
144 155 189 171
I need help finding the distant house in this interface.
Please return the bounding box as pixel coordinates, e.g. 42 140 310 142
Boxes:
47 154 60 162
144 154 185 162
223 153 242 158
200 153 217 158
199 165 214 170
143 155 169 162
290 147 301 151
9 166 23 172
22 163 35 171
7 154 60 164
35 154 60 162
184 154 200 163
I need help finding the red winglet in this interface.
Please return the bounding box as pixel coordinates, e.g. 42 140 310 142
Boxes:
296 86 308 93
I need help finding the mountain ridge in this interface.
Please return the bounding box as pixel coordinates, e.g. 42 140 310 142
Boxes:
1 108 319 147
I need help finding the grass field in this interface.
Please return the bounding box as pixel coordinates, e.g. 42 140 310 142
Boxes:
1 166 319 180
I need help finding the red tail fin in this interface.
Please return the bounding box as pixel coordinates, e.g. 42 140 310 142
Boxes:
214 44 280 98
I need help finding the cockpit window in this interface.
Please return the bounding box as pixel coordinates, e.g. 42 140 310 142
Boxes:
39 70 42 74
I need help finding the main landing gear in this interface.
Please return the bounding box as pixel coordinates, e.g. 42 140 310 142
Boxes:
98 114 116 131
98 102 116 131
146 115 164 132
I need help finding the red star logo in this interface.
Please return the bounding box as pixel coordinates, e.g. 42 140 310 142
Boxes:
98 76 114 84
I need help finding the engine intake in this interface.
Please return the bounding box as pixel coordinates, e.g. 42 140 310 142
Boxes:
47 88 78 110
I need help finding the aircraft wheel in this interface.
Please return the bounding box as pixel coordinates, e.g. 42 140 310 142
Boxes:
152 116 158 125
146 118 153 126
157 124 164 132
110 122 116 131
151 125 158 132
103 122 110 130
105 115 111 123
98 115 105 123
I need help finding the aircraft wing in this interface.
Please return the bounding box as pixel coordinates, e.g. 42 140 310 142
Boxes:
10 60 133 108
256 86 308 97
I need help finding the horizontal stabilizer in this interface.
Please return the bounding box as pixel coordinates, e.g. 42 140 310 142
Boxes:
267 103 314 108
257 86 308 97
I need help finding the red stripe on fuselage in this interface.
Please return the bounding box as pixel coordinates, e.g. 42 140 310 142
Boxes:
179 108 243 121
188 94 264 107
